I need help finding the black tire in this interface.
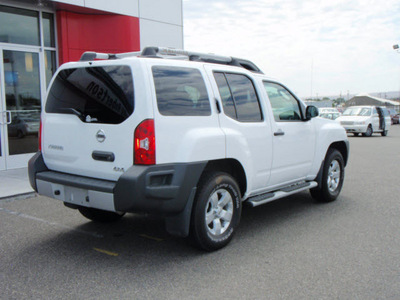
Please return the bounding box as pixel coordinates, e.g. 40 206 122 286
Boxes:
78 207 125 223
353 133 359 137
190 172 242 251
310 149 345 203
362 125 373 137
381 130 388 136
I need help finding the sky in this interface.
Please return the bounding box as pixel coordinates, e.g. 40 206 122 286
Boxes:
183 0 400 98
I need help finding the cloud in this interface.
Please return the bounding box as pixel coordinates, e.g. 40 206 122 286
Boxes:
183 0 400 97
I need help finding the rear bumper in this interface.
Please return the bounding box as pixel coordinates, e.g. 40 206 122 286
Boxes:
28 152 206 216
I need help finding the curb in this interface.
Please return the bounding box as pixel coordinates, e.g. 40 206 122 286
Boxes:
0 192 37 202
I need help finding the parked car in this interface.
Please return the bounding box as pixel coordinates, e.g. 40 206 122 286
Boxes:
22 117 40 134
388 109 399 124
7 116 28 138
336 106 391 136
29 46 349 251
318 108 341 120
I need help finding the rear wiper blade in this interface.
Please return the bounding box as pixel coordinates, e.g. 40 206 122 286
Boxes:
59 108 85 121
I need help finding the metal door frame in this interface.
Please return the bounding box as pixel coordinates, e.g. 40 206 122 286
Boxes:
0 45 45 170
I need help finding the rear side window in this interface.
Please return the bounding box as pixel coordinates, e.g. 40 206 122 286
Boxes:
46 66 134 124
214 72 262 122
152 66 211 116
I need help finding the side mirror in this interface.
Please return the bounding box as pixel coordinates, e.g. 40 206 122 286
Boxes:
305 105 319 120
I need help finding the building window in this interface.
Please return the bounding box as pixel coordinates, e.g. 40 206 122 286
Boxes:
0 5 40 46
45 50 57 87
42 12 55 48
0 5 57 87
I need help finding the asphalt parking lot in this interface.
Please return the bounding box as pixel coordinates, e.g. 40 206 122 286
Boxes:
1 125 400 299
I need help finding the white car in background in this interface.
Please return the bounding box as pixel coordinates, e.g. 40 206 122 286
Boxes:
336 106 391 137
318 108 341 120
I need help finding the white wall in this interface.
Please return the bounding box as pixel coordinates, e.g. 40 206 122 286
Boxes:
85 0 139 17
139 0 182 26
140 19 183 49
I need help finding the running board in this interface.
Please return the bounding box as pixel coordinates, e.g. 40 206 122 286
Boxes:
247 181 318 207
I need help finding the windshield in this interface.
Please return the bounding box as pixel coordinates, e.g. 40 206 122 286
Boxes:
343 107 371 116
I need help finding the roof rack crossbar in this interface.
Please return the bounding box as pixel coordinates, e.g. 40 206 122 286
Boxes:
142 47 263 74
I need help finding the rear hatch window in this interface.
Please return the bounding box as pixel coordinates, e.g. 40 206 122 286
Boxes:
46 65 134 124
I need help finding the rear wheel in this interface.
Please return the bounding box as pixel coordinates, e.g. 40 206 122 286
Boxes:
381 130 388 136
190 172 242 251
353 133 359 137
78 207 125 223
310 149 345 202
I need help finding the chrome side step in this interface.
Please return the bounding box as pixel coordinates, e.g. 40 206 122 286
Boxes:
247 181 318 207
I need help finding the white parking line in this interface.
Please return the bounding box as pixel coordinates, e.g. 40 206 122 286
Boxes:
0 207 103 238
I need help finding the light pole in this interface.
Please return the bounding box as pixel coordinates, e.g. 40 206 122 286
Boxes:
393 45 400 100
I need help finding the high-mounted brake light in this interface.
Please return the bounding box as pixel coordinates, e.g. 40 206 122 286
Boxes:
134 119 155 165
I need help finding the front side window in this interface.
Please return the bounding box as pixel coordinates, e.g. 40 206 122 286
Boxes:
263 81 302 122
214 72 262 122
152 66 211 116
46 65 134 124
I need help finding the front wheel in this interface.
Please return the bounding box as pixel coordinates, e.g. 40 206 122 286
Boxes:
190 172 242 251
362 125 373 137
310 149 345 202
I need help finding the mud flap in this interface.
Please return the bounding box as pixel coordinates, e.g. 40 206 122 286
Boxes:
165 187 197 237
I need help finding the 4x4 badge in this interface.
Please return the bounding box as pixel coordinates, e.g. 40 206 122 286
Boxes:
96 130 106 143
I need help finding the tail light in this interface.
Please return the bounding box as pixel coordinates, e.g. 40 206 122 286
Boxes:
38 118 42 151
134 119 155 165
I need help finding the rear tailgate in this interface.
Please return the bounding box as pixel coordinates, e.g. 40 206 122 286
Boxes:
42 60 151 181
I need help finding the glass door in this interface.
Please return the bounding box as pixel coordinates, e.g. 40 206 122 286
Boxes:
0 48 41 169
0 88 6 170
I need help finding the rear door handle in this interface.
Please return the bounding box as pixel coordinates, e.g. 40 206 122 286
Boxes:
274 130 285 136
92 151 115 162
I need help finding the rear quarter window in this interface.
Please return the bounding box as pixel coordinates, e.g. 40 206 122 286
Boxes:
152 66 211 116
46 65 134 124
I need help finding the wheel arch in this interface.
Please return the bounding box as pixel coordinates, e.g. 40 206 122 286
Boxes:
201 158 247 197
313 141 348 193
328 141 349 166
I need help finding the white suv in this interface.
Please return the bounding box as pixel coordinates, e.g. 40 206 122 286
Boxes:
29 47 349 251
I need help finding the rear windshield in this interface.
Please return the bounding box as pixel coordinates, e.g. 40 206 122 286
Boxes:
46 66 134 124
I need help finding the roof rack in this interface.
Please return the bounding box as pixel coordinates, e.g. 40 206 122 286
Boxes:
79 46 263 74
